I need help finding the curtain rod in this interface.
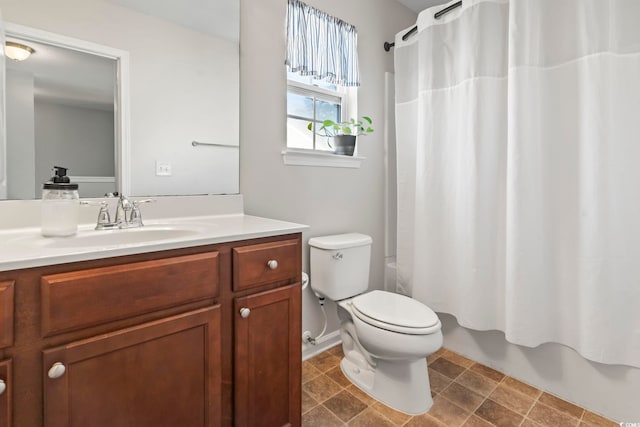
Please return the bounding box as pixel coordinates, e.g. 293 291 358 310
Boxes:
383 1 462 52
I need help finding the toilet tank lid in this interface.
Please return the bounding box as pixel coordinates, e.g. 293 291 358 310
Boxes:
308 233 372 250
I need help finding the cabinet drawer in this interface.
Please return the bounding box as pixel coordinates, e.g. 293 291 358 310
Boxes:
232 239 300 292
41 252 220 336
0 282 14 349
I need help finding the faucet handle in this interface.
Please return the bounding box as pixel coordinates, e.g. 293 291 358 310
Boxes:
81 201 115 230
129 199 155 227
95 202 113 229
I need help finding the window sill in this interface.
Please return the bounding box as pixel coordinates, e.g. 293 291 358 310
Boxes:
282 148 364 168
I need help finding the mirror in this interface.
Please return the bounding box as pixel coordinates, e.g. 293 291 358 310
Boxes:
0 0 239 199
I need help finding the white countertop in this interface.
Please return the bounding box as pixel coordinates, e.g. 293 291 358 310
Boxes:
0 195 308 272
0 214 308 272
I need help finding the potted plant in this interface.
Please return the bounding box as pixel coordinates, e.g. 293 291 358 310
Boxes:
307 116 374 156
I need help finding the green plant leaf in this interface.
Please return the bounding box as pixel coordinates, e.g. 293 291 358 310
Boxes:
362 116 372 124
307 122 313 131
343 127 352 134
366 127 373 133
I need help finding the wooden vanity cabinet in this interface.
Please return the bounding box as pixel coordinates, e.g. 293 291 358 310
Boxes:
43 307 221 427
234 285 301 427
0 232 301 427
0 281 14 349
232 238 302 427
0 359 11 427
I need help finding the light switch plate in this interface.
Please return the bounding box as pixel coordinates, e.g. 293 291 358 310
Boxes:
155 161 172 176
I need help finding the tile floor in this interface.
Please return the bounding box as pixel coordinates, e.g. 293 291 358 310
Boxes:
302 346 617 427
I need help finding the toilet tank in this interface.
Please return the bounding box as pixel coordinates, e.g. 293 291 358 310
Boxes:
308 233 372 301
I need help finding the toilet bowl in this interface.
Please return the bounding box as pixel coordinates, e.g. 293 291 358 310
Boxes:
308 233 443 415
336 291 442 414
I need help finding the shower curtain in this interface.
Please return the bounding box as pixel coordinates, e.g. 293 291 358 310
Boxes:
395 0 640 367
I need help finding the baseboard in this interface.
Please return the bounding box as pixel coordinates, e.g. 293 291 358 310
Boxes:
302 330 342 361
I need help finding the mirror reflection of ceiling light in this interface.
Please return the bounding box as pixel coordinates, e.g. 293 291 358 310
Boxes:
5 41 36 61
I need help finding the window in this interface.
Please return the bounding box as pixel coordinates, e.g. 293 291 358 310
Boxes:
284 0 362 167
287 72 346 152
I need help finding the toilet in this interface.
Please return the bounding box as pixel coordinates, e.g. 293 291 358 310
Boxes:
309 233 443 415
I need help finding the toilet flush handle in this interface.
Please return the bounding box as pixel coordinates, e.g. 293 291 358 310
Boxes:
333 252 343 261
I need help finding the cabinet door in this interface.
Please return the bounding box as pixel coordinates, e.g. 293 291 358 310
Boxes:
234 284 301 427
0 359 11 427
43 306 221 427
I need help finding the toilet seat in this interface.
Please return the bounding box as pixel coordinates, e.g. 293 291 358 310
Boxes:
349 290 441 335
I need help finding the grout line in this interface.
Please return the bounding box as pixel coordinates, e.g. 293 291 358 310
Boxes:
308 348 608 427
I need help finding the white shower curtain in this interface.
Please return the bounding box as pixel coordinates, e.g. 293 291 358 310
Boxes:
395 0 640 367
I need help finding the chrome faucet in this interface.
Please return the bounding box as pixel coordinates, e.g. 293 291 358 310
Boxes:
115 194 133 227
83 195 154 230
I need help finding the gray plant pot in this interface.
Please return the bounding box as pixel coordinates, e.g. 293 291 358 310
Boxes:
333 135 357 156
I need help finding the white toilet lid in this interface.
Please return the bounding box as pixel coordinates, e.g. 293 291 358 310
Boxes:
351 290 439 329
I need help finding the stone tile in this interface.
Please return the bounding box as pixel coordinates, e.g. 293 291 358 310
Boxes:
488 383 535 415
405 414 448 427
474 399 524 427
303 361 323 384
440 382 484 412
325 366 351 388
501 376 542 399
427 347 447 363
441 350 475 368
348 408 395 427
302 404 344 427
434 347 448 357
429 357 466 380
528 402 580 427
346 384 376 406
469 363 505 382
426 396 470 426
302 390 318 414
581 410 619 427
327 344 344 357
303 374 343 403
455 370 499 397
427 353 441 364
429 368 453 394
521 419 542 427
462 415 495 427
538 392 584 419
307 352 341 373
323 390 368 422
371 401 412 426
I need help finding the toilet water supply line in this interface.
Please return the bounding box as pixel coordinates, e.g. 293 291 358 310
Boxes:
302 272 328 345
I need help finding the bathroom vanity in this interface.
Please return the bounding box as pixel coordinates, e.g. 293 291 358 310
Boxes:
0 196 306 427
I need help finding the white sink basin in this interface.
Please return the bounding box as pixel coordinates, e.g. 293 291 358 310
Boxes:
41 225 206 248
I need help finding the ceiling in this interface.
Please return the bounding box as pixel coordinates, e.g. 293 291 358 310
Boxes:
395 0 450 13
6 38 116 111
107 0 239 43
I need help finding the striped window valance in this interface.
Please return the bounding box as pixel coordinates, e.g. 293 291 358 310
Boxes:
286 0 360 87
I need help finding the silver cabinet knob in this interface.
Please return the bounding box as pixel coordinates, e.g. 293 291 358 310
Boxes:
0 379 5 395
267 259 278 270
239 307 251 318
48 362 66 379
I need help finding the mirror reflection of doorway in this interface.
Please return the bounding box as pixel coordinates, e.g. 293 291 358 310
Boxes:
5 35 117 199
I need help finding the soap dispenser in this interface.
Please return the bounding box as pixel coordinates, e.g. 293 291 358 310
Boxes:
41 166 80 237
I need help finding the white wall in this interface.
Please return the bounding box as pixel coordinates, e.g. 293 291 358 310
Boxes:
6 69 35 199
0 0 239 196
239 0 416 355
